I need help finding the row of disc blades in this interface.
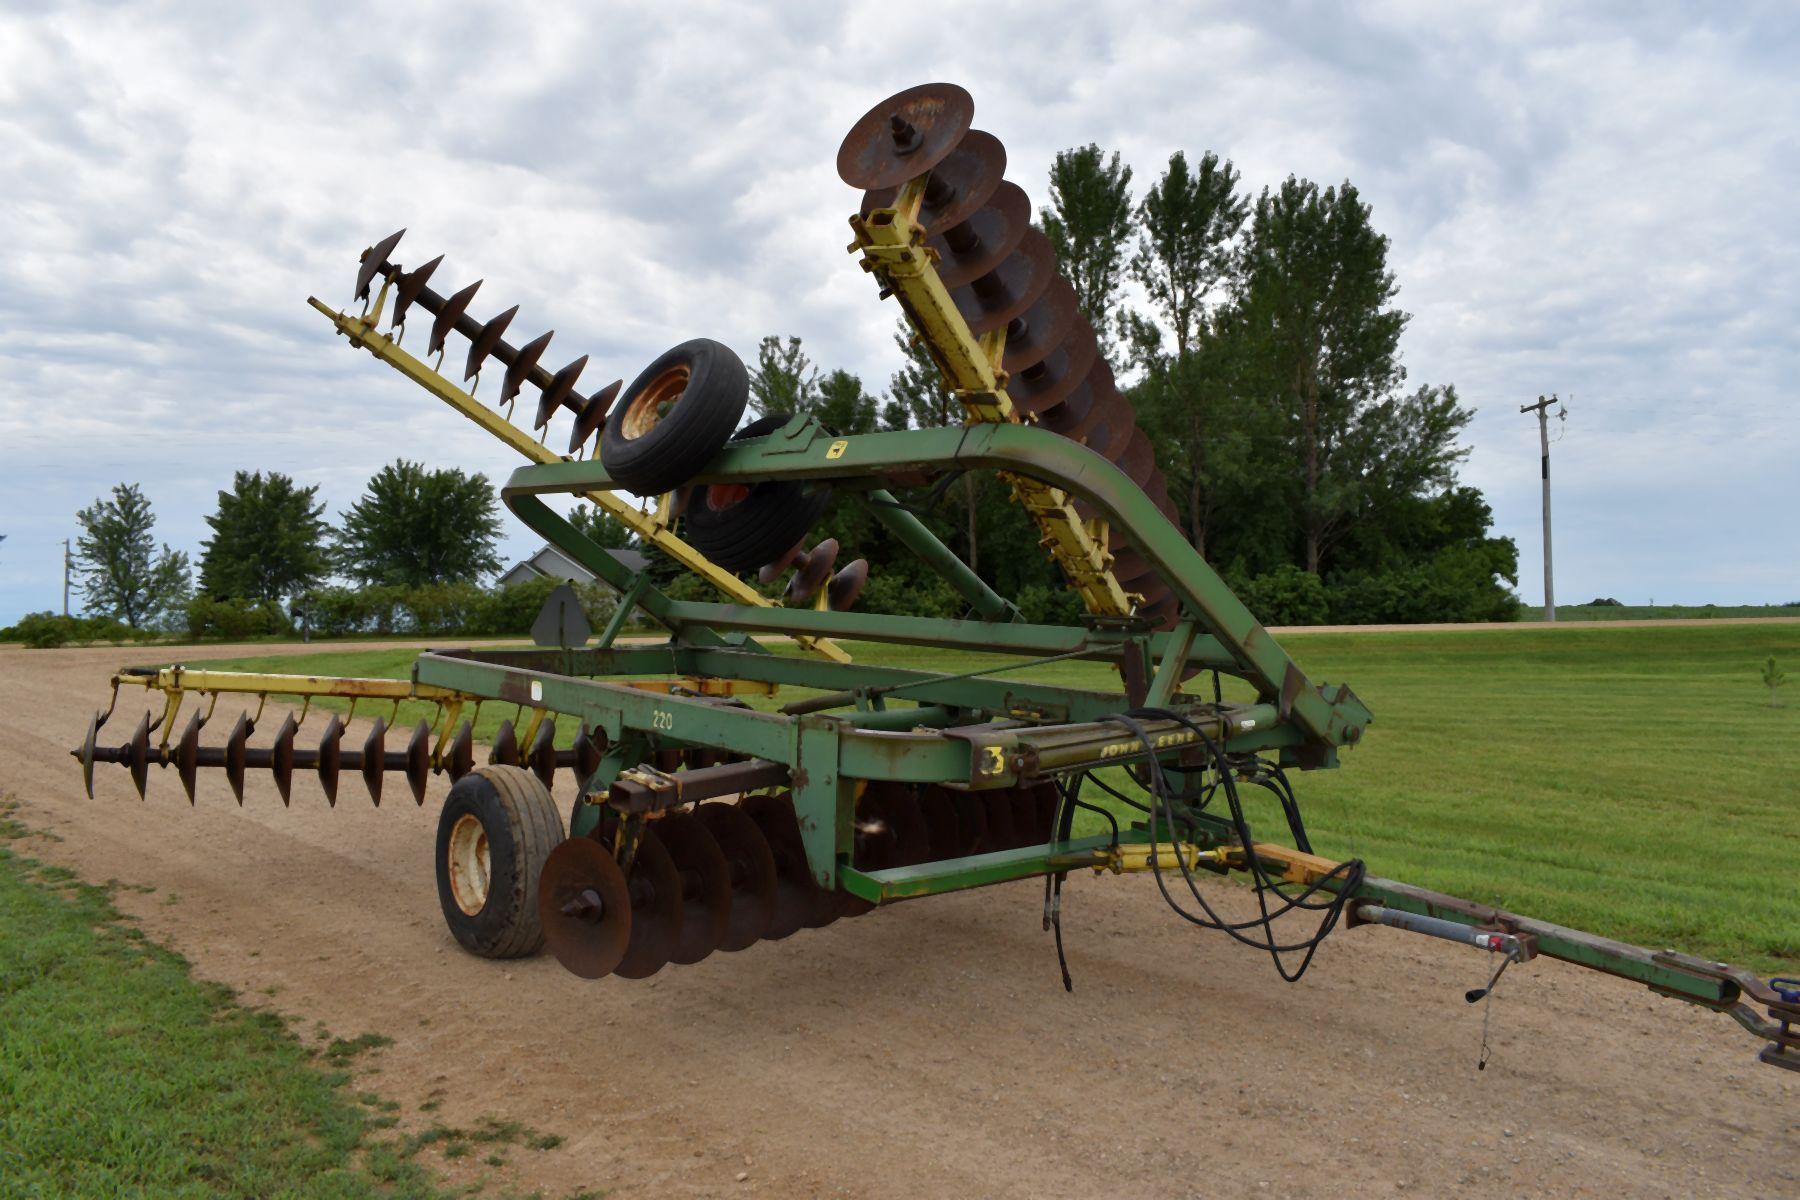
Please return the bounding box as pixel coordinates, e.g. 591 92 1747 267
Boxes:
838 83 1185 630
356 230 625 456
77 704 617 808
539 779 1061 980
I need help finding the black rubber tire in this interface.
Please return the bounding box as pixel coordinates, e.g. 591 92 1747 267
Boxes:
435 765 564 959
682 415 832 571
601 338 748 495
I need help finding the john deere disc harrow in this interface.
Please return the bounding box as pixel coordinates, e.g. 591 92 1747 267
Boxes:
70 82 1798 1075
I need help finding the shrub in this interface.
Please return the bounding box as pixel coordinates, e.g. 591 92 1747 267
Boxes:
6 611 147 648
1327 544 1517 625
184 597 294 641
1014 582 1083 626
1233 565 1330 627
856 572 964 621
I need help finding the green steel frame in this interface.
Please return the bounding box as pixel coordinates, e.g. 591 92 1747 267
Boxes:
382 413 1792 1046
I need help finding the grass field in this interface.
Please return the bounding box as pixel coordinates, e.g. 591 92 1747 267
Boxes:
1514 603 1798 622
0 801 458 1199
197 622 1800 973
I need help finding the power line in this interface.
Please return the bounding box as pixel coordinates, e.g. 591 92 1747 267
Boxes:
1519 394 1567 621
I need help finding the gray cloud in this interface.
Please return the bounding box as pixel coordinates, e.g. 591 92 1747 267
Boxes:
2 0 1795 620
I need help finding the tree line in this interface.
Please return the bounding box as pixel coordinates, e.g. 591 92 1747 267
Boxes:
14 462 512 642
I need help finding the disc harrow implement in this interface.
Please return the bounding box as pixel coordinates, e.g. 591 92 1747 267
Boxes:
67 81 1798 1079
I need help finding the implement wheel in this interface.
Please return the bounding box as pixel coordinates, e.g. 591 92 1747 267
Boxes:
435 765 564 959
601 337 748 495
682 414 832 571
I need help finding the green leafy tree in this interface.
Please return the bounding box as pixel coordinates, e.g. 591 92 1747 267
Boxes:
333 460 502 587
1039 145 1135 350
74 483 191 627
883 322 983 569
1763 656 1787 707
568 503 636 550
1125 150 1251 556
814 368 878 434
747 335 818 417
197 471 328 603
1232 177 1410 574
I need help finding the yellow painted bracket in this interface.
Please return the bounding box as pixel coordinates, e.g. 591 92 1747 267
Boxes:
847 184 1134 617
306 295 849 665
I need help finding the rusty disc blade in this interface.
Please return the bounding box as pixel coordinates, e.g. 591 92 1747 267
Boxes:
785 538 839 604
1009 319 1098 416
757 539 806 585
983 787 1019 849
174 711 202 805
837 82 974 190
739 792 819 940
501 329 553 405
1007 786 1040 847
271 712 297 806
614 827 684 979
79 710 101 798
929 180 1031 289
124 711 151 800
464 305 519 382
529 717 558 791
1112 427 1156 486
694 801 777 951
1001 277 1080 375
917 785 963 861
428 279 480 358
361 716 387 805
535 354 588 430
225 712 250 804
852 786 899 872
1040 369 1123 444
874 782 931 866
1023 780 1061 845
950 228 1057 336
355 228 404 302
568 379 622 454
653 812 732 967
539 836 632 980
445 719 474 782
317 713 343 807
391 253 442 328
951 791 990 856
826 558 869 611
490 719 520 767
574 725 604 783
861 128 1006 235
405 720 432 805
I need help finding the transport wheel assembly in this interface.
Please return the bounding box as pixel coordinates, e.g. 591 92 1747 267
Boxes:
601 337 748 496
434 765 564 959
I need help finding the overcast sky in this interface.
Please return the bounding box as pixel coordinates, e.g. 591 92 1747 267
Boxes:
2 0 1795 624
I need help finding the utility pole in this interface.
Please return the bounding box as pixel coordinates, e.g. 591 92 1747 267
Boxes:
63 538 73 617
1519 394 1565 621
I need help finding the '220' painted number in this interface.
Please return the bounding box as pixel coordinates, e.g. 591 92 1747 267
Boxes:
651 710 674 731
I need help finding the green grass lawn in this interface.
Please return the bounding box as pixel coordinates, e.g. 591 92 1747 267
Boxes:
195 622 1800 973
1514 602 1798 622
0 801 455 1199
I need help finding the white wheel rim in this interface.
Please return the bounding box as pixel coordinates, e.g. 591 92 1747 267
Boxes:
447 813 491 916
